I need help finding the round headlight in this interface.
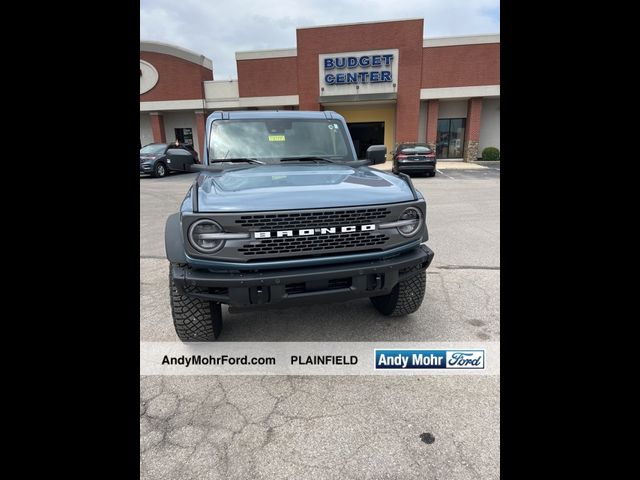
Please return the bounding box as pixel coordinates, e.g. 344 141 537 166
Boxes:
188 219 225 253
397 207 422 237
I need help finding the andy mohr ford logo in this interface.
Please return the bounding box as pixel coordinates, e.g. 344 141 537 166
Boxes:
253 224 375 239
374 349 485 369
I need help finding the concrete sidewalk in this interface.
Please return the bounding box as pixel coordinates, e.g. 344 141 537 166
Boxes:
370 160 491 171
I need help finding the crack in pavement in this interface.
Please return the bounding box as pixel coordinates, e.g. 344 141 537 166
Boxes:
140 376 499 480
453 440 483 480
437 273 464 322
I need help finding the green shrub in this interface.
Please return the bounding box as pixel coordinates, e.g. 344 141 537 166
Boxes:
482 147 500 161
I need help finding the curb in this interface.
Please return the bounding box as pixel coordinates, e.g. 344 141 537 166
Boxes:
370 161 489 172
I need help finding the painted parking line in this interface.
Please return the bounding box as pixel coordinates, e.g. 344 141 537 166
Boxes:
436 169 455 179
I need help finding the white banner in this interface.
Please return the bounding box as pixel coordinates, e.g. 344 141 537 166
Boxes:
140 342 499 376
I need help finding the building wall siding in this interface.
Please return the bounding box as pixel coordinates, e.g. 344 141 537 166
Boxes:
140 51 213 102
140 113 153 147
421 43 499 88
479 98 500 151
237 57 298 97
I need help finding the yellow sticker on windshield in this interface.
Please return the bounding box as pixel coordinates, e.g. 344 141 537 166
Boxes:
268 135 286 141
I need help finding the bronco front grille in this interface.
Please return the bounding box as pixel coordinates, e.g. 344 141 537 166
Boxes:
238 231 389 257
181 202 426 262
235 207 391 230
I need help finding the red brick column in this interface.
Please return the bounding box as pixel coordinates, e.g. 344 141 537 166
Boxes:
464 98 483 162
194 110 207 162
425 100 439 150
149 112 166 143
393 23 423 144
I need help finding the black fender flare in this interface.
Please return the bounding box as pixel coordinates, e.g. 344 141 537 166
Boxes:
165 213 187 263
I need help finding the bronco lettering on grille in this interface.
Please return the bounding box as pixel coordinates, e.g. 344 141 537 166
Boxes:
254 224 375 239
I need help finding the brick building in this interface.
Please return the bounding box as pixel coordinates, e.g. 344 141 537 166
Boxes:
140 19 499 162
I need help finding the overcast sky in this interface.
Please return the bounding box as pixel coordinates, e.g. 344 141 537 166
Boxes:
140 0 499 80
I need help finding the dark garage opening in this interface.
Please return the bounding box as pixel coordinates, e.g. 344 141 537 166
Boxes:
347 122 384 159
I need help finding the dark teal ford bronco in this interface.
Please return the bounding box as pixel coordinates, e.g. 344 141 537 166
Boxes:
165 110 434 341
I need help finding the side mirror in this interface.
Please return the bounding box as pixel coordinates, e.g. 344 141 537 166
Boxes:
366 145 387 165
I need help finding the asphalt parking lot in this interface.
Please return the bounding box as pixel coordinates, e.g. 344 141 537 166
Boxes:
140 163 500 479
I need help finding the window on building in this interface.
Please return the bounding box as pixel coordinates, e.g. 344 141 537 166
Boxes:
436 118 466 159
174 127 194 146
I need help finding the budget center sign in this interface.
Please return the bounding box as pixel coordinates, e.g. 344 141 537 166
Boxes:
318 49 399 97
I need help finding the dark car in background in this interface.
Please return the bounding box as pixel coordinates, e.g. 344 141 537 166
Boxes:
392 143 437 177
140 143 200 178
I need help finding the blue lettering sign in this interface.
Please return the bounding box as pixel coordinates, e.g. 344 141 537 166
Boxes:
323 54 394 85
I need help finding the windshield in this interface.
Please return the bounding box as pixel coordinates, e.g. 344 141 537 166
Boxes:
209 119 355 162
140 144 167 154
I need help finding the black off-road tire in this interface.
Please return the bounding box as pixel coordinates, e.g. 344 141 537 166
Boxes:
170 273 222 341
370 267 426 316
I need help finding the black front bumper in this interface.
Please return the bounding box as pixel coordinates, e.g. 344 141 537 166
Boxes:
397 161 436 172
171 244 434 309
140 162 153 173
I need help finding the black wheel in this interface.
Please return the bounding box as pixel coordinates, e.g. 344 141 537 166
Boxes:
152 162 168 178
370 268 426 316
428 171 436 177
170 270 222 341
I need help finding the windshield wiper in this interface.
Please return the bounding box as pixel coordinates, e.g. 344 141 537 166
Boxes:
212 158 265 165
279 156 337 163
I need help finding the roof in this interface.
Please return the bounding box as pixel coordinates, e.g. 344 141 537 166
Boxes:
207 110 344 121
140 40 213 70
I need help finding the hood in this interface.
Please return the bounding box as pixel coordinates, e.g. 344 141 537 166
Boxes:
194 164 416 212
